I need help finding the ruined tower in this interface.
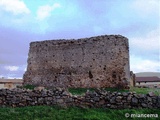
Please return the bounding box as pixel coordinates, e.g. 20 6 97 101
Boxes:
23 35 130 88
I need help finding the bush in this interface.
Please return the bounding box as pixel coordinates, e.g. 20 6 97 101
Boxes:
23 84 36 90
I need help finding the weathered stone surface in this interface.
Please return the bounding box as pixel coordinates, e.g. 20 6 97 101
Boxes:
148 92 155 97
157 96 160 107
116 96 123 102
127 95 132 101
93 97 100 102
110 96 116 104
141 103 147 108
23 35 130 89
56 99 64 103
147 96 152 102
131 97 138 105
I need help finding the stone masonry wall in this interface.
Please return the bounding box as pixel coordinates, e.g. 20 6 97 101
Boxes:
23 35 130 88
0 88 159 109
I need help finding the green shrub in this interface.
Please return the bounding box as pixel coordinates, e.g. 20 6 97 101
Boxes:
23 84 36 90
68 88 98 95
69 87 129 95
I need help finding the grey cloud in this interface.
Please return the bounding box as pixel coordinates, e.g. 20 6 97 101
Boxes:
0 0 159 77
0 64 26 78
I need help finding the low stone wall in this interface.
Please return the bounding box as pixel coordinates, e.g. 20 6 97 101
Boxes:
0 88 159 109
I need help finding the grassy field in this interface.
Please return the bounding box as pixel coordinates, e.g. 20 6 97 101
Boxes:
68 87 160 95
130 87 160 95
0 106 159 120
23 84 160 95
23 84 160 96
68 87 129 95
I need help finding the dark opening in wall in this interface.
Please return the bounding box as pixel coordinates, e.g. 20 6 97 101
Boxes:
112 71 116 79
89 71 93 79
69 72 71 75
103 65 106 70
119 76 121 81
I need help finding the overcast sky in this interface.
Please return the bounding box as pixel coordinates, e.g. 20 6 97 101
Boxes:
0 0 159 78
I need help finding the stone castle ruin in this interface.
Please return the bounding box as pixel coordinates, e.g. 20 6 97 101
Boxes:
23 35 130 88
